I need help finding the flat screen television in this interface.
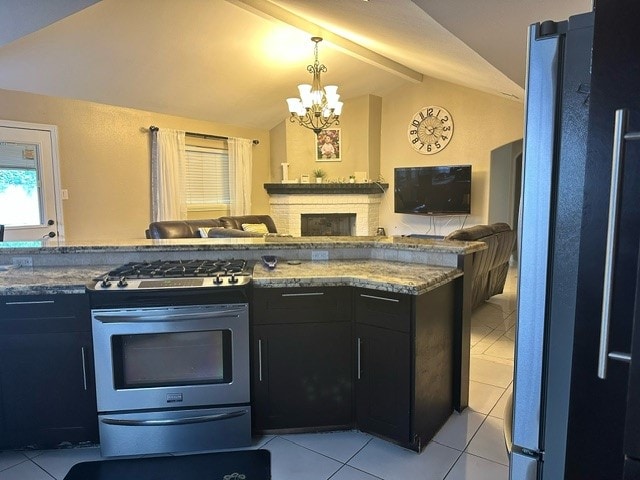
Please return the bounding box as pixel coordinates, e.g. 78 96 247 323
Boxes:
394 165 471 215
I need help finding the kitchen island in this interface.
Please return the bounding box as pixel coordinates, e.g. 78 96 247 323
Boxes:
0 236 484 452
0 235 483 294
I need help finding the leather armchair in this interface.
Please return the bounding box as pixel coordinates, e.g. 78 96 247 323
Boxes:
445 222 515 309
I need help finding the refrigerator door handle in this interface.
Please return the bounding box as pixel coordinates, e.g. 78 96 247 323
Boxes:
598 108 635 379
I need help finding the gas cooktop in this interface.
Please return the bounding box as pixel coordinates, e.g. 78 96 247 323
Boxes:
88 259 252 291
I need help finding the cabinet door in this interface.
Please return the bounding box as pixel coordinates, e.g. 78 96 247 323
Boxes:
0 332 97 448
355 323 410 444
252 322 352 431
0 295 97 448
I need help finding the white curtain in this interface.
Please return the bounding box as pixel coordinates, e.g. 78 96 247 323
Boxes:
228 137 253 216
151 128 186 221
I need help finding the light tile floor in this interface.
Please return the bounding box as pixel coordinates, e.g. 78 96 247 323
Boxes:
0 267 517 480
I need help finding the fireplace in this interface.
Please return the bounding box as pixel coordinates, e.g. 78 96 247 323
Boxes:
264 184 388 236
301 214 355 236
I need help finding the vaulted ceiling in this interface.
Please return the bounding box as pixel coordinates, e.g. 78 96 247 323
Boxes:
0 0 592 130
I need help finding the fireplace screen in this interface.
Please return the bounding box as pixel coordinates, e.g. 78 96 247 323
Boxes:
301 213 355 236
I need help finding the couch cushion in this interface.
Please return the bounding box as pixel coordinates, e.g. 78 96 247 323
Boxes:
445 224 494 241
490 222 513 234
207 227 264 238
219 215 277 233
148 220 223 239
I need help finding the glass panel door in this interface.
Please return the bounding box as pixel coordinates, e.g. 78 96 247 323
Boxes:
0 141 42 226
0 122 62 243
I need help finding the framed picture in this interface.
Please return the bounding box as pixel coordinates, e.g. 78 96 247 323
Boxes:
316 129 341 162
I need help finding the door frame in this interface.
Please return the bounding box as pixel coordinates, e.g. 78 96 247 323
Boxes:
0 119 65 243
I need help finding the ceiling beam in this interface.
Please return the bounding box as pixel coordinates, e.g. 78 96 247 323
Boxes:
227 0 423 84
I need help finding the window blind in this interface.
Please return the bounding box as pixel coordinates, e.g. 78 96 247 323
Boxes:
185 145 229 209
0 142 38 169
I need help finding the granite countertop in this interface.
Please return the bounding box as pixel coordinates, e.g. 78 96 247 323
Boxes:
0 265 114 296
252 259 461 295
0 260 461 296
0 235 486 256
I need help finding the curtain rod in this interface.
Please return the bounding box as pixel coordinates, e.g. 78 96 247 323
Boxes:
148 125 259 145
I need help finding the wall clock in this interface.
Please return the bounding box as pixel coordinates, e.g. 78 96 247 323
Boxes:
407 105 454 154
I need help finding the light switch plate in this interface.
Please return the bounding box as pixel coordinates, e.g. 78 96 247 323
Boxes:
12 257 33 267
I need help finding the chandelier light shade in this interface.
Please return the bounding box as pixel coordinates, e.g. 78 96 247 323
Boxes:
286 37 343 134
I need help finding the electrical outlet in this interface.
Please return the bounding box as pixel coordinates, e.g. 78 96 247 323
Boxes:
311 250 329 261
12 256 33 268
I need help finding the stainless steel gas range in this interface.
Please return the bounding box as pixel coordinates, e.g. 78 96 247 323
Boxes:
86 259 253 457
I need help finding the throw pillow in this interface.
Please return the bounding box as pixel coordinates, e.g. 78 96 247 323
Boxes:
241 223 269 234
198 227 213 238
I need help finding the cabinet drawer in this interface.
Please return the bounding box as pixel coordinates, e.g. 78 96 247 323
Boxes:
354 288 411 333
252 287 351 325
0 294 90 334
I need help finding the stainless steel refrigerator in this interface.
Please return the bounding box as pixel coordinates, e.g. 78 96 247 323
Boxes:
511 1 640 478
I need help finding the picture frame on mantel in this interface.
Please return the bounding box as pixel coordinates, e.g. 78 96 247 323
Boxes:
316 128 341 162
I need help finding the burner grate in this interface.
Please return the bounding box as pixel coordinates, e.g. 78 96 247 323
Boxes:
98 259 249 280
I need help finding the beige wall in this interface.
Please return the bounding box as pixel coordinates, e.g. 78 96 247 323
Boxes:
0 88 270 241
270 79 524 237
2 74 523 242
378 77 524 237
269 95 381 182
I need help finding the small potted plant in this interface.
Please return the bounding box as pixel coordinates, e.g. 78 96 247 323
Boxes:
349 175 356 183
313 168 326 183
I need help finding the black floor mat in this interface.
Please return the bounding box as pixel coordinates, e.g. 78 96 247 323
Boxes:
63 449 271 480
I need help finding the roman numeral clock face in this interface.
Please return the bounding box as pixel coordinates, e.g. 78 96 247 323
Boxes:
407 106 454 154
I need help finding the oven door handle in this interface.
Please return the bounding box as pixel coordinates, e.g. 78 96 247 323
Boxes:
93 310 244 323
100 409 249 426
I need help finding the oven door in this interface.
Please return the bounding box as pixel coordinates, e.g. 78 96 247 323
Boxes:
91 303 249 412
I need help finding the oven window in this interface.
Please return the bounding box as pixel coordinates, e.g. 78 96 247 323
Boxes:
111 330 232 389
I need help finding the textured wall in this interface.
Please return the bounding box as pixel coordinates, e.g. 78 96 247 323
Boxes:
0 88 270 241
378 77 524 237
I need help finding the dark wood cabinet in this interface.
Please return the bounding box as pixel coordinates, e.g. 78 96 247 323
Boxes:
251 283 456 450
0 294 98 448
355 322 411 442
251 287 353 431
354 285 455 451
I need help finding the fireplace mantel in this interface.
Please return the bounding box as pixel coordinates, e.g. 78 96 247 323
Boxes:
264 182 388 195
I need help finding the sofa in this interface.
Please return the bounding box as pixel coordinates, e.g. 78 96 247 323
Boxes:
445 223 516 309
147 215 279 239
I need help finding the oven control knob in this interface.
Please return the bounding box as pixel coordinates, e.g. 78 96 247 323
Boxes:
229 273 238 284
117 277 128 288
100 276 112 288
214 274 223 285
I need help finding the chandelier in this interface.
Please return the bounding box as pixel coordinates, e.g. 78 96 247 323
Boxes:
286 37 343 134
